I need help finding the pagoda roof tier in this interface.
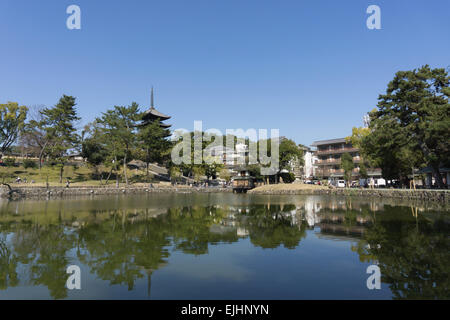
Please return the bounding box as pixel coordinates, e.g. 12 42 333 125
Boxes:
142 107 171 121
158 122 171 128
138 121 172 128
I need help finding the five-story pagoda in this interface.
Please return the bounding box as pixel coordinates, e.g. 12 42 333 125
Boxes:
141 87 171 128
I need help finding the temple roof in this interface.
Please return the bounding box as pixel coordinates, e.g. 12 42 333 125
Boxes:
142 107 171 120
139 118 172 128
159 122 171 128
142 87 171 121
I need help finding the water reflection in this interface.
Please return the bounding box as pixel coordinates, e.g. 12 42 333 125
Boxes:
0 194 448 299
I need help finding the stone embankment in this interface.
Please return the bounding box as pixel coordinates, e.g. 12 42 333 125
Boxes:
1 184 448 203
0 185 232 199
248 185 449 203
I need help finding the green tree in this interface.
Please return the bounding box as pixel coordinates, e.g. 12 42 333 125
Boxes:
218 167 231 182
81 122 109 181
364 65 449 188
40 95 80 183
203 160 223 181
279 172 295 183
359 162 368 179
364 126 424 185
247 164 263 181
192 166 205 183
169 166 182 183
137 119 172 180
279 138 304 171
97 103 140 186
257 137 303 183
0 102 28 159
346 126 371 179
170 131 219 181
346 126 371 151
341 152 353 186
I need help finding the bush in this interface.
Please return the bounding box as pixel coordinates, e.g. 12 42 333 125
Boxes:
280 172 296 183
23 159 38 169
3 158 16 167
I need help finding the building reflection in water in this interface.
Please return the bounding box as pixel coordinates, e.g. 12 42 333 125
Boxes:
0 194 448 299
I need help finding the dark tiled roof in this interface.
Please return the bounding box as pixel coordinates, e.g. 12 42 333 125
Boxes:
143 107 171 120
147 163 168 175
417 167 450 174
311 138 347 146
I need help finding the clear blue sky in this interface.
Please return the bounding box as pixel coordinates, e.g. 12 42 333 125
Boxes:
1 0 449 146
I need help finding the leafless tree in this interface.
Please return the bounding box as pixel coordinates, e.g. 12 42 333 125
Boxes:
19 105 49 170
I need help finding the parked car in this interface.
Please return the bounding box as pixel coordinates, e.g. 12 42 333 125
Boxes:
337 180 346 188
388 180 401 188
375 178 386 188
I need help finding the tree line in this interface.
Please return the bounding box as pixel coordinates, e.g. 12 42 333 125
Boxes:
5 65 442 187
1 97 172 184
1 97 304 185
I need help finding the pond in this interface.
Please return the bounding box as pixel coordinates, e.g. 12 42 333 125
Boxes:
0 193 448 299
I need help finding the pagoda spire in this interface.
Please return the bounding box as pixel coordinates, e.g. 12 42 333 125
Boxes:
150 87 154 109
141 87 171 128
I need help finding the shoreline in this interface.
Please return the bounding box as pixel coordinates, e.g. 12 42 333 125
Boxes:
0 185 232 199
0 184 449 203
249 186 449 203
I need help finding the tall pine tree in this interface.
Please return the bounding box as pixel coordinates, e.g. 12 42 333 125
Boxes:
41 95 80 183
364 65 449 187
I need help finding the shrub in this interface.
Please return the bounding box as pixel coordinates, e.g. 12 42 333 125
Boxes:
23 159 38 169
3 158 16 167
280 172 296 183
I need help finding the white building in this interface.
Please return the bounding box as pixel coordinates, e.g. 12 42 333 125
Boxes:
301 146 317 179
206 143 248 166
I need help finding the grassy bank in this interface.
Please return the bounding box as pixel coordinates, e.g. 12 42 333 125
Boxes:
0 164 158 187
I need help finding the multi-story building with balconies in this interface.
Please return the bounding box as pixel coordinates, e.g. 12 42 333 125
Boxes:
311 138 381 181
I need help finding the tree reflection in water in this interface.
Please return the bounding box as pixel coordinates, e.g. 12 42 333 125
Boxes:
352 206 449 299
0 237 19 290
0 196 448 299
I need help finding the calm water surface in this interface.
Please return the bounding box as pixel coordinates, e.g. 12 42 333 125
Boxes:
0 193 448 299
